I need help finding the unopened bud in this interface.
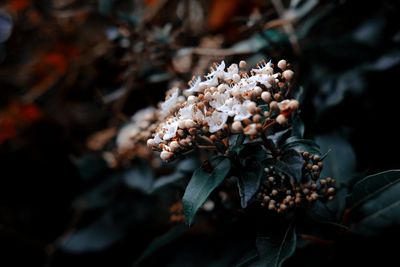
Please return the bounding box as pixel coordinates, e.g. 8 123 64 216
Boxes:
261 91 272 103
160 151 174 161
282 70 294 81
277 59 287 70
276 114 288 125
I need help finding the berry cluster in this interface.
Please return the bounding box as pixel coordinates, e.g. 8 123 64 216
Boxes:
255 153 336 213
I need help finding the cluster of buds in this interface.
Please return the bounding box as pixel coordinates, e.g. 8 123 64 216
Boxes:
256 155 336 213
147 59 299 160
116 107 159 154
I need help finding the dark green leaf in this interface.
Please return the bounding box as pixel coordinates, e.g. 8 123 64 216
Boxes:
123 161 154 193
316 133 356 185
349 170 400 209
239 144 269 162
60 215 124 253
74 154 109 180
236 162 264 208
229 134 246 148
151 172 184 193
183 157 231 225
72 173 121 210
176 157 199 173
133 225 187 267
249 225 297 267
281 137 320 155
291 115 304 138
275 149 304 182
351 181 400 236
268 128 291 147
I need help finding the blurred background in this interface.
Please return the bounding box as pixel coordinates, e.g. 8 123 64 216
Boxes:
0 0 399 266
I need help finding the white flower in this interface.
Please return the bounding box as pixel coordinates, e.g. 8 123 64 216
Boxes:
153 133 163 144
248 73 271 86
205 61 225 80
231 80 257 95
251 60 273 75
160 88 180 119
209 92 230 110
206 111 228 133
223 63 239 81
162 119 179 140
232 100 254 121
218 97 239 116
185 76 202 94
199 75 219 88
178 104 194 120
193 106 205 122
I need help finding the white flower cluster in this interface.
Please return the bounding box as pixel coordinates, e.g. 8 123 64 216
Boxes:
116 106 158 153
147 59 299 160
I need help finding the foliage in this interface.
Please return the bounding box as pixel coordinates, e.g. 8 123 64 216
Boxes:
0 0 399 267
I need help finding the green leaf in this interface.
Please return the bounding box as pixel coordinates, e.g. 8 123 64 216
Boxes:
316 133 356 185
268 128 291 147
349 170 400 209
74 154 109 180
123 160 154 193
229 134 246 148
236 162 264 208
249 225 297 267
275 149 304 182
239 144 270 162
176 157 199 173
151 172 185 193
351 180 400 236
183 157 231 225
133 225 187 267
291 115 305 138
281 137 320 155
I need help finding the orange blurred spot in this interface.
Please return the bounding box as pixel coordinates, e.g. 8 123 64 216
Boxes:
44 53 68 74
208 0 240 31
8 0 30 12
144 0 158 7
20 104 41 122
0 102 42 143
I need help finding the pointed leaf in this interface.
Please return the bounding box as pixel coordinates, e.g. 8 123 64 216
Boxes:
123 160 154 193
349 170 400 209
237 162 264 208
316 133 356 185
133 225 187 267
351 180 400 236
250 225 297 267
281 137 320 155
183 157 231 225
275 149 304 182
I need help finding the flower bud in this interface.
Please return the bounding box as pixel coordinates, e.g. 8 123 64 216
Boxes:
232 73 241 83
276 114 288 125
277 59 287 70
239 60 247 68
147 138 155 147
169 141 180 151
282 70 294 81
160 151 174 161
261 91 272 103
232 121 243 132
